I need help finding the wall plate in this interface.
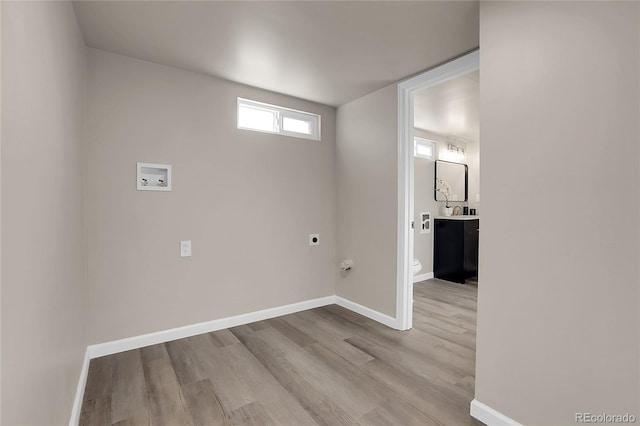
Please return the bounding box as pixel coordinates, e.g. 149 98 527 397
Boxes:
180 240 191 257
137 162 172 191
420 212 431 234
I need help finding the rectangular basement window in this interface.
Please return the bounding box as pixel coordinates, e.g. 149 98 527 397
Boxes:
237 98 321 141
414 137 436 160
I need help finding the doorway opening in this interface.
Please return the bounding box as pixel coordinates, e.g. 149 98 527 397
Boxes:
396 50 479 330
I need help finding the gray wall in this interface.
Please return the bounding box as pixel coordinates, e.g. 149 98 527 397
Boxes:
1 2 3 420
413 128 440 275
85 49 336 344
1 2 87 424
335 84 398 316
466 141 480 211
413 151 436 274
335 84 399 316
476 1 639 424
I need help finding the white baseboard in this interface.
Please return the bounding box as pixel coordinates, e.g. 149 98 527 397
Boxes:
335 296 397 329
87 296 335 359
470 399 522 426
69 349 90 426
413 272 434 283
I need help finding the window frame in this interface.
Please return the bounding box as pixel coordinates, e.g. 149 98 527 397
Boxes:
237 98 321 141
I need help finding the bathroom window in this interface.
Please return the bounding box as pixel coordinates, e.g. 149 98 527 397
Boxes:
237 98 321 141
414 137 436 159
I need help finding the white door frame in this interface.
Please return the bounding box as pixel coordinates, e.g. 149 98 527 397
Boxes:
395 50 479 330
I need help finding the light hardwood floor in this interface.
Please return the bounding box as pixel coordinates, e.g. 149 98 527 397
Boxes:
81 279 480 426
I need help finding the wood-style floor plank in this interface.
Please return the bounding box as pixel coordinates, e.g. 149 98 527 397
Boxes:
229 401 276 426
80 356 114 426
221 341 318 425
81 279 480 425
256 326 379 420
110 409 149 426
231 324 355 426
110 349 147 424
140 344 193 426
83 356 114 401
208 329 240 348
166 337 209 387
186 335 256 414
80 396 112 426
181 379 229 426
281 312 375 366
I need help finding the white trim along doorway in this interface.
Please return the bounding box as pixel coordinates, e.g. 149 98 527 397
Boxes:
395 50 479 330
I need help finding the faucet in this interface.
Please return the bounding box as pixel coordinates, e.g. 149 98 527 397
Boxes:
453 206 462 216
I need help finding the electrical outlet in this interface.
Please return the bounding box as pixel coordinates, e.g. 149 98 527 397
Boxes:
180 240 192 257
309 234 320 246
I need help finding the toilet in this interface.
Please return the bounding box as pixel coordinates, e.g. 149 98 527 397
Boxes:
412 258 422 275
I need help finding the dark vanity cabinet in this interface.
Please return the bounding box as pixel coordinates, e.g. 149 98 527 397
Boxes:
434 218 479 284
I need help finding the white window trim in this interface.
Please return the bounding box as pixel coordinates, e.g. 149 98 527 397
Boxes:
237 98 321 141
414 137 436 160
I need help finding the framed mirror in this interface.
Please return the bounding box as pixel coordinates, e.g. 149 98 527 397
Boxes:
434 160 468 202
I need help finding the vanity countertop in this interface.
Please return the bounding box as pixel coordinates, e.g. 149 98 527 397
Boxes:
435 215 479 220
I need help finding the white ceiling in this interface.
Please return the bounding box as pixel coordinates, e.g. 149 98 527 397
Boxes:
73 1 479 107
414 70 479 142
